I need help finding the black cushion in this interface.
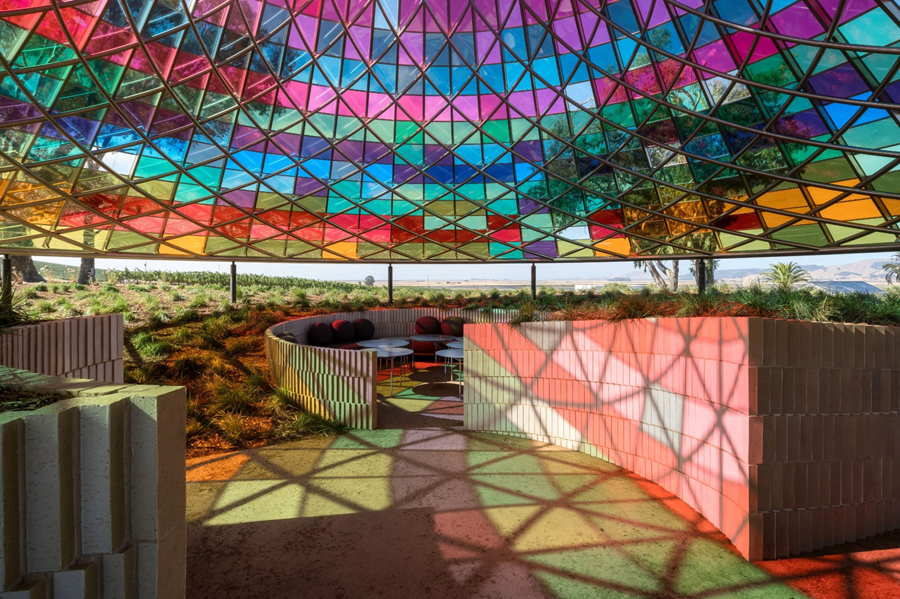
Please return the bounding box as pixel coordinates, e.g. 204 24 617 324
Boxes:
441 316 464 337
414 316 441 335
276 332 298 343
354 318 375 341
332 319 355 342
308 322 333 346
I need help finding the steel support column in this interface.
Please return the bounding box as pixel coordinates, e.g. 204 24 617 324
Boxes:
1 254 11 307
230 262 237 303
531 263 536 300
388 264 393 305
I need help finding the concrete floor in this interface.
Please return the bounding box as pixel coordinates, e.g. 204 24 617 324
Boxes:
186 363 900 599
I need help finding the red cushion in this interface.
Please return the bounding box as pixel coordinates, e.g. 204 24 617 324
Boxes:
414 316 441 335
308 322 333 346
354 318 375 340
441 317 464 336
411 341 437 355
332 319 355 342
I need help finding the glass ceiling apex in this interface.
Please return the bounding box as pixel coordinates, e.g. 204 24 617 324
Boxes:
0 0 899 262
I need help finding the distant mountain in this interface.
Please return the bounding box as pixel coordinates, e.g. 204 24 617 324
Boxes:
804 259 891 283
717 258 894 284
716 267 765 280
33 260 108 282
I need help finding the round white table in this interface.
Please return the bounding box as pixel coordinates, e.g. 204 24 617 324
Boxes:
445 341 464 349
409 334 457 343
436 348 464 399
363 347 413 396
357 338 409 348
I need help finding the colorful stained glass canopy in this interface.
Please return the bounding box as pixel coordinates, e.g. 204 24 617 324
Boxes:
1 0 900 262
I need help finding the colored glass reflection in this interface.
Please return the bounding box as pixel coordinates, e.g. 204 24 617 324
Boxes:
1 0 899 261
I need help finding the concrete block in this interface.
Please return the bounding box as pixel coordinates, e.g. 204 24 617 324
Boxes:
23 409 76 573
0 578 47 599
130 388 186 542
79 399 126 555
101 549 133 599
135 524 185 599
0 416 22 591
52 563 97 599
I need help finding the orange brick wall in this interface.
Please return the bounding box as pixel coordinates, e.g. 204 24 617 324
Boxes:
463 318 900 561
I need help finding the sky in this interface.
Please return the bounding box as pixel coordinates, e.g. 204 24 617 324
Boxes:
31 249 898 282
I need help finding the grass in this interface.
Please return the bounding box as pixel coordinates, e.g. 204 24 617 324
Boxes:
274 412 348 439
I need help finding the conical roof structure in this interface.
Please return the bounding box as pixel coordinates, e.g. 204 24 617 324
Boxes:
0 0 898 261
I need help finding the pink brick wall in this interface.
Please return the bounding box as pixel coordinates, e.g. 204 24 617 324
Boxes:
463 318 900 560
0 314 124 383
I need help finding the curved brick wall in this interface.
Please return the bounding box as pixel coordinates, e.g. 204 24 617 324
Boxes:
266 308 526 429
464 318 900 561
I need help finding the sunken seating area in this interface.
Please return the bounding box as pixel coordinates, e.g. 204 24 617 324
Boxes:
265 309 523 429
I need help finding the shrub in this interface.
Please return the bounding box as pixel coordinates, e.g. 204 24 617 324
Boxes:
36 300 55 314
202 315 232 341
189 293 208 309
224 337 254 358
169 356 207 378
34 283 48 292
268 387 297 412
21 287 39 299
172 326 194 345
186 418 205 439
130 332 173 360
210 379 260 414
274 412 347 439
215 412 248 445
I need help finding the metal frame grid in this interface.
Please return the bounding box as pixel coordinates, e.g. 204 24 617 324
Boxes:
1 0 899 262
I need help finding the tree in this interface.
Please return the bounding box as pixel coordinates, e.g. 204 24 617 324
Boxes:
690 258 717 289
364 275 375 286
762 262 811 291
77 258 96 285
635 257 679 292
11 256 45 283
883 252 900 285
685 233 719 290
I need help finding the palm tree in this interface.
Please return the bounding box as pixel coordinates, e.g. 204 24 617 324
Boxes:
883 252 900 285
762 262 811 291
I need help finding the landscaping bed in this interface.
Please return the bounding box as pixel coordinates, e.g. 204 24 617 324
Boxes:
0 386 69 413
9 277 900 457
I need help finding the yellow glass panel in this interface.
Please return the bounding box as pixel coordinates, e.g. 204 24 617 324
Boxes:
593 237 630 257
324 241 356 259
819 199 882 221
160 235 207 255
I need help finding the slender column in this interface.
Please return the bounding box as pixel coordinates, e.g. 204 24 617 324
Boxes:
230 262 237 303
1 254 11 307
388 264 393 305
531 263 537 300
697 259 707 294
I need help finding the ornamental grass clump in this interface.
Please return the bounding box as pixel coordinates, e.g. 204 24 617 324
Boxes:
275 412 348 439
